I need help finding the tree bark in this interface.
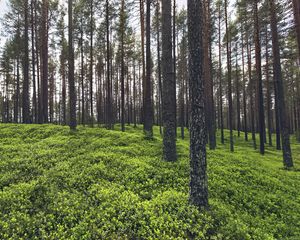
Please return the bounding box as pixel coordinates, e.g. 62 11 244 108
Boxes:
162 0 177 161
218 3 224 144
41 0 49 123
89 0 94 127
23 0 30 123
225 0 234 152
121 0 125 132
144 0 153 138
188 0 208 209
269 0 293 167
241 31 248 141
254 0 265 155
68 0 77 130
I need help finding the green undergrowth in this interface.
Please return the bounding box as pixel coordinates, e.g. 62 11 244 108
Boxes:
0 124 299 239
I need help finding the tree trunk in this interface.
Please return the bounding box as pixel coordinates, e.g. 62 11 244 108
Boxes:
144 0 153 138
188 0 208 209
162 0 177 161
265 28 272 146
246 33 257 150
31 0 37 123
41 0 49 123
106 0 112 129
241 31 248 141
68 0 77 130
254 0 265 155
90 0 94 127
225 0 234 152
269 0 293 167
218 3 224 144
173 0 177 137
140 0 146 124
156 0 163 135
23 0 30 123
121 0 125 131
235 43 241 137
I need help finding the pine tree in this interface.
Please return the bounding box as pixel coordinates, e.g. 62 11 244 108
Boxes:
162 0 177 161
188 0 208 208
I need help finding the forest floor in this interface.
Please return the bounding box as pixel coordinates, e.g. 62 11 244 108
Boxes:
0 124 299 239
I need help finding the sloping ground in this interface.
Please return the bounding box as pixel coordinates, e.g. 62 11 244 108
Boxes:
0 124 299 239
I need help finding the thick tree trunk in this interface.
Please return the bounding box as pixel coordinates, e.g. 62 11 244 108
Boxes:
188 0 208 209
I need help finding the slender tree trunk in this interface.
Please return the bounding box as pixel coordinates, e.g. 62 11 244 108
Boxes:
218 4 224 144
269 0 293 167
41 0 49 123
106 0 112 129
140 0 146 124
241 31 248 141
31 0 37 123
225 0 234 152
173 0 177 137
246 34 257 149
265 29 272 146
162 0 177 161
89 0 94 127
235 43 241 137
23 0 30 123
254 0 265 155
14 57 20 123
144 0 153 138
133 58 137 128
188 0 208 209
34 3 41 124
121 0 125 132
204 0 215 149
156 0 163 135
68 0 76 130
80 20 85 126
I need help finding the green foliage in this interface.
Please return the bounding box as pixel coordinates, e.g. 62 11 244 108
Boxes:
0 124 299 239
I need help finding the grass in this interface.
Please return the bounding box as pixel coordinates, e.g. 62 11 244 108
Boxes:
0 124 299 239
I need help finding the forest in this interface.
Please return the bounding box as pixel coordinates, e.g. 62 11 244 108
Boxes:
0 0 299 239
